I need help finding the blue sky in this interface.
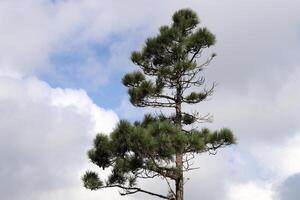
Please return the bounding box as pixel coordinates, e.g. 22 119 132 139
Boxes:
41 26 149 110
44 40 126 108
0 1 300 200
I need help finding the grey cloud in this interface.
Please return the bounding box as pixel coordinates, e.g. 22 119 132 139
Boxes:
278 173 300 200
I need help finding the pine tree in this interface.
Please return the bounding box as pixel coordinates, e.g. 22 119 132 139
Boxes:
82 8 236 200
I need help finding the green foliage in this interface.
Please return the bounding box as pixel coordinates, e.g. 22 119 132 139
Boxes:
88 134 112 169
122 71 145 87
124 9 217 108
82 8 236 200
83 115 236 189
82 171 103 190
182 113 196 125
172 9 199 31
185 92 208 103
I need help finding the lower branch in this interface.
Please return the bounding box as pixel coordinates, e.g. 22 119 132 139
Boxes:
100 184 169 199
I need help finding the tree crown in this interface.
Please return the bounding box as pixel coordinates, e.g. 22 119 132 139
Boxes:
82 8 236 200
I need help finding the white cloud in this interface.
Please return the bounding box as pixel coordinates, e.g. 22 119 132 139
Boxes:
227 181 274 200
192 66 300 145
221 131 300 200
0 73 118 200
236 133 300 200
188 67 300 199
1 0 300 199
0 0 184 76
250 132 300 179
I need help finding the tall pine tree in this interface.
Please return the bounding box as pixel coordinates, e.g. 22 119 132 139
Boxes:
82 8 236 200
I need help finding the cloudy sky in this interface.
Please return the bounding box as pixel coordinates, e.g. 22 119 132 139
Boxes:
0 0 299 199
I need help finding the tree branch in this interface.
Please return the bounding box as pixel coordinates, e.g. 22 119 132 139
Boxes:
100 184 169 199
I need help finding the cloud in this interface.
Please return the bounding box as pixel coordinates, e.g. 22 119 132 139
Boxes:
1 0 299 88
0 0 185 80
249 132 300 180
277 173 300 200
0 0 300 200
113 1 300 199
183 67 300 199
198 66 300 143
0 0 141 75
227 181 274 200
0 73 118 200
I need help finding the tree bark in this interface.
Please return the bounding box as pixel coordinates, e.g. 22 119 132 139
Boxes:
175 82 184 200
175 154 184 200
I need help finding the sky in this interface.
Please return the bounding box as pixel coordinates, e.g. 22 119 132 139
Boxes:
0 0 300 199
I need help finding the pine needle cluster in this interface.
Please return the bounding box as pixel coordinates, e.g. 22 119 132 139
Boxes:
82 8 236 200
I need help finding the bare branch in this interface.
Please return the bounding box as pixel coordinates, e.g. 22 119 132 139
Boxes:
164 177 176 197
99 184 169 199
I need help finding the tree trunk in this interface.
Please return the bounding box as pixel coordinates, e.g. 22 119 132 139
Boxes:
175 154 184 200
175 82 183 200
